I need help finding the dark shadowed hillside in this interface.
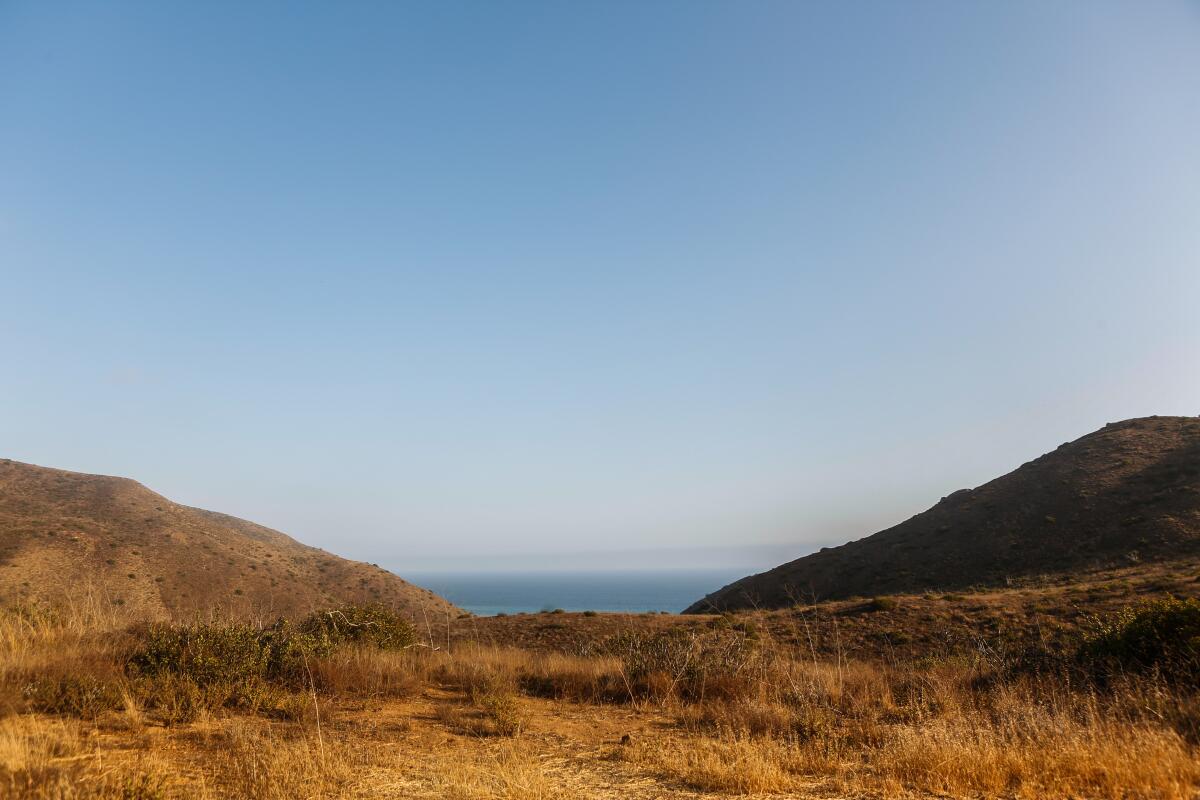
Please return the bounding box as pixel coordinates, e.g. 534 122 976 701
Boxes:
687 416 1200 612
0 459 460 621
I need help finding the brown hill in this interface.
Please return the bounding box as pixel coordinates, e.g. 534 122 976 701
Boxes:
686 416 1200 612
0 458 460 621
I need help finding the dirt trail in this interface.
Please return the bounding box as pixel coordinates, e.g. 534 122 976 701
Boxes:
82 689 854 799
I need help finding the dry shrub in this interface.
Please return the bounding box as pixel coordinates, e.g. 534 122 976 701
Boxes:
436 672 525 738
434 701 501 737
618 735 806 795
308 647 421 699
641 686 1200 799
426 742 566 799
871 710 1200 799
478 691 524 737
611 629 715 702
433 645 628 705
0 599 133 720
678 696 834 739
430 646 528 696
266 690 337 727
129 673 205 727
0 596 127 669
609 619 1200 800
1 602 419 724
666 656 1200 800
0 715 84 797
517 653 625 704
123 622 296 725
207 718 351 800
610 627 776 704
0 715 166 800
127 605 414 691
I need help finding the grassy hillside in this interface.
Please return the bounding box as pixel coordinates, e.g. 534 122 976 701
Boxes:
688 416 1200 612
0 459 458 621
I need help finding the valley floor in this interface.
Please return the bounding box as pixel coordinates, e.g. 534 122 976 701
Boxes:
9 656 1199 800
4 559 1200 799
31 690 836 799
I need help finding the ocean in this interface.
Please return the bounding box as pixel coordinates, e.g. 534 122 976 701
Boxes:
405 569 745 616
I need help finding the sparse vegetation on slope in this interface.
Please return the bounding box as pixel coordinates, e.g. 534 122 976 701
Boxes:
0 459 458 621
689 416 1200 611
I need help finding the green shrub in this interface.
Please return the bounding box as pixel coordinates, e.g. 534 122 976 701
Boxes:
1083 596 1200 685
126 621 293 718
869 596 898 612
296 604 416 651
125 605 412 719
23 673 122 717
128 622 275 687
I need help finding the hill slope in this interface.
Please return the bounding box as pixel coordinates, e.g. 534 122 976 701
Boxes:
686 416 1200 612
0 459 460 621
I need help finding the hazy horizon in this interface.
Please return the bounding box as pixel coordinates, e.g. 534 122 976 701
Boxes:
3 1 1198 572
395 542 807 575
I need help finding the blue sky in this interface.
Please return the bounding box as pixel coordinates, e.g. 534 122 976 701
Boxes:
2 1 1198 572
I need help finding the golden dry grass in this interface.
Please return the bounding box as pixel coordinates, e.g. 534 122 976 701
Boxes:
1 595 1199 799
205 719 353 799
424 742 567 799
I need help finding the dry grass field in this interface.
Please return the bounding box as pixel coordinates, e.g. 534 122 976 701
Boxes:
3 562 1200 800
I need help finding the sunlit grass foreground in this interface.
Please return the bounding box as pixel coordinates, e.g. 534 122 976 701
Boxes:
1 593 1198 799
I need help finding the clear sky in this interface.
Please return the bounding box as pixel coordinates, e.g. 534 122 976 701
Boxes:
2 1 1198 572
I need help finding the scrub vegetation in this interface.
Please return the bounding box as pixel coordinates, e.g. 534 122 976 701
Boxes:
3 573 1199 799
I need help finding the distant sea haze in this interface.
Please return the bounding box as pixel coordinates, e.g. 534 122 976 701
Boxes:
405 569 747 616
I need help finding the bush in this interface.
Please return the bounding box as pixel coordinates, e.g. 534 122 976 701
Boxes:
296 604 416 651
23 673 122 717
124 605 415 719
126 621 302 718
478 687 524 736
130 606 414 684
434 666 526 737
128 622 278 687
1083 596 1200 685
869 596 898 612
135 672 206 725
610 628 764 703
